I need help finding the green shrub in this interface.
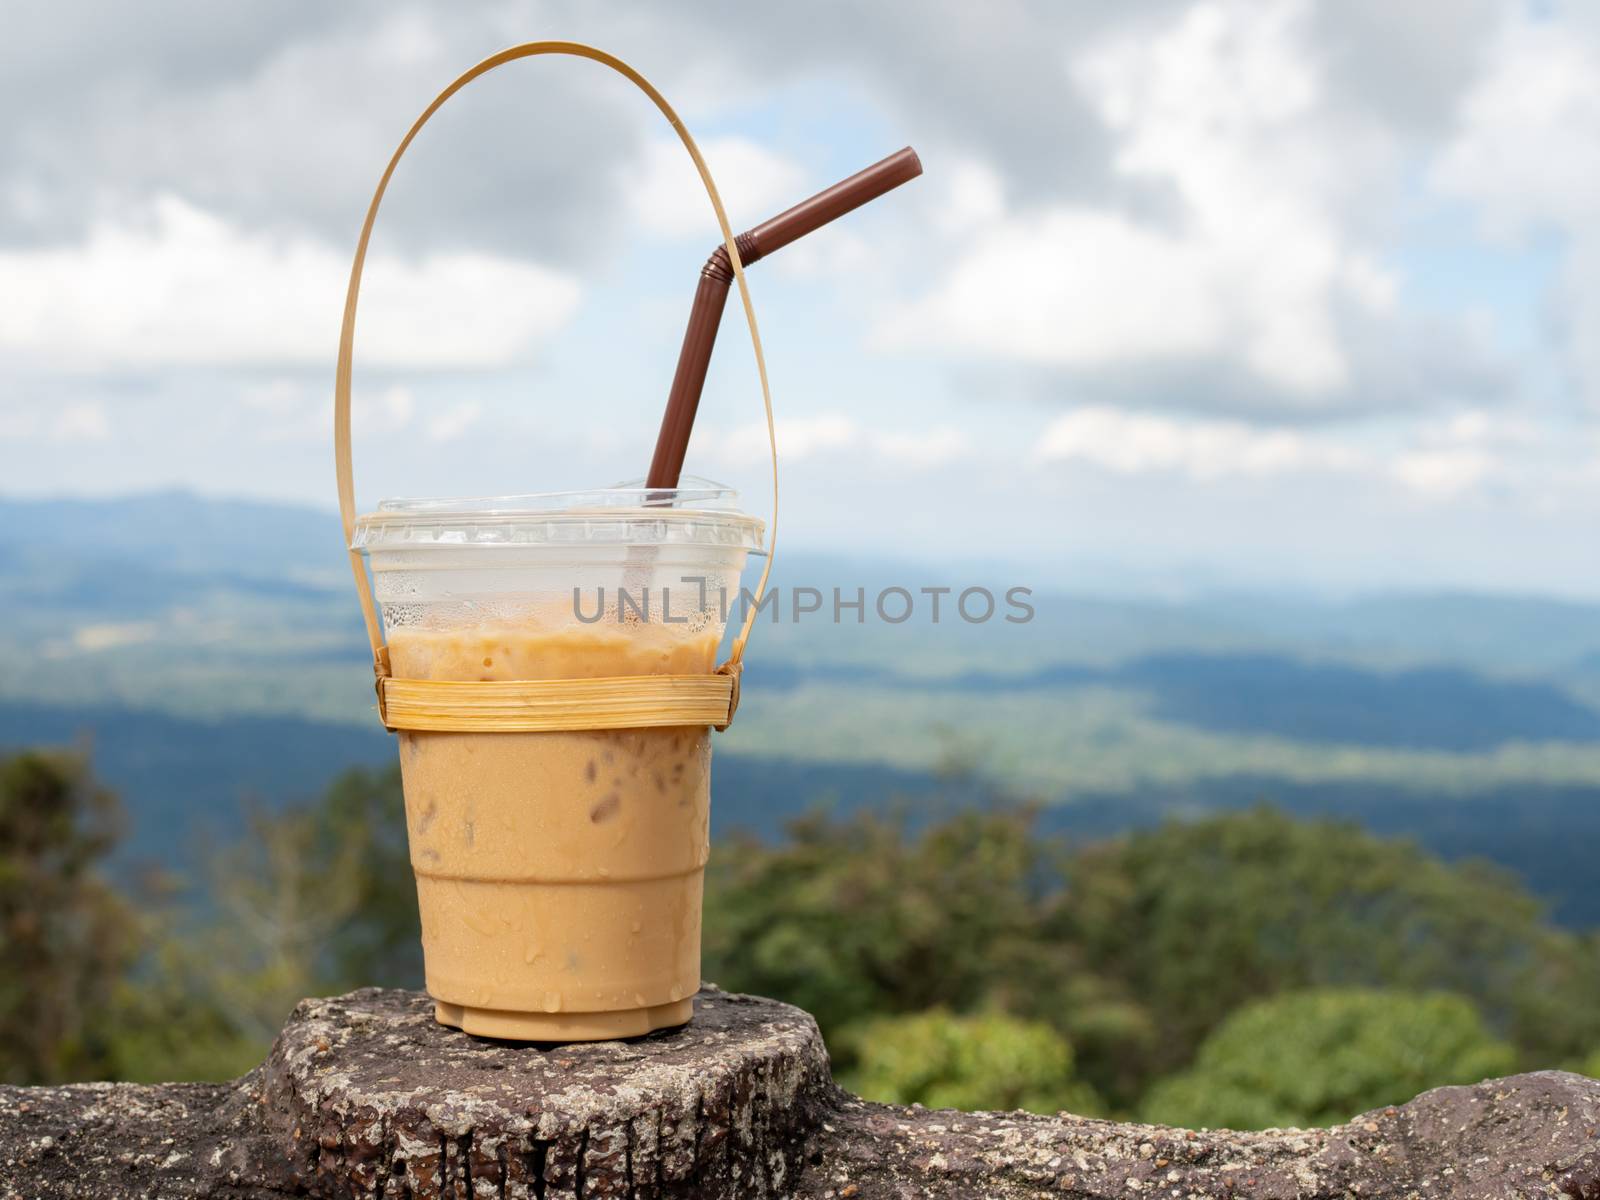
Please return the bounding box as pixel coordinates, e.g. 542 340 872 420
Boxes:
1057 808 1600 1097
839 1008 1101 1116
1140 989 1516 1130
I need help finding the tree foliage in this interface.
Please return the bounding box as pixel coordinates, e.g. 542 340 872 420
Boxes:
701 806 1126 1068
839 1008 1101 1116
6 744 1597 1128
105 766 418 1082
0 750 133 1083
1056 808 1600 1093
1578 1048 1600 1080
706 803 1600 1113
198 766 415 1043
1139 989 1516 1130
208 768 413 1027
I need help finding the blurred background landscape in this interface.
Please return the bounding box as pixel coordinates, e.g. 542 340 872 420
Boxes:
5 0 1600 1130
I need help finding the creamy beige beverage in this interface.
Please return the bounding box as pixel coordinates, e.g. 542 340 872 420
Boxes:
351 482 762 1041
388 622 721 1040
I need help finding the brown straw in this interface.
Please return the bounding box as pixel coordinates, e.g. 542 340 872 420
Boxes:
646 146 923 490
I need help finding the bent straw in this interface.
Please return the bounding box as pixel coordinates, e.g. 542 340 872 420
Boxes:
646 146 923 491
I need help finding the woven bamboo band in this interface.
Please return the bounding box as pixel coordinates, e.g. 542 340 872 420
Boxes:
334 43 775 735
378 665 741 733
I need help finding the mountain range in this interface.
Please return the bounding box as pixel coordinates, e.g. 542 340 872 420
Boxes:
5 490 1600 923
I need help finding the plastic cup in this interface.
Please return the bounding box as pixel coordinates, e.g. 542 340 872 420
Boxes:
351 480 763 1040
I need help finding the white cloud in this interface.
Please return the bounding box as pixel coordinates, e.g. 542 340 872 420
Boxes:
699 401 1539 497
0 5 654 264
882 0 1400 401
1033 405 1357 479
426 401 482 442
1431 14 1600 236
72 622 158 652
0 401 114 441
0 196 582 370
714 415 856 462
1382 407 1542 499
1029 402 1553 500
874 427 969 468
886 209 1223 366
361 385 415 436
706 414 970 468
52 402 111 441
0 0 1588 590
0 409 34 439
240 378 307 415
239 378 416 443
771 229 877 281
629 136 809 240
239 377 320 443
932 159 1007 236
1432 9 1600 407
1389 447 1492 498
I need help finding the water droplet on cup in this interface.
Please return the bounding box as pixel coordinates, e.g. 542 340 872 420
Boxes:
543 993 563 1013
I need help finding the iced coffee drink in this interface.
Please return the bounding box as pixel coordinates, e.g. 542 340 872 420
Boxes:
389 623 719 1039
352 482 761 1040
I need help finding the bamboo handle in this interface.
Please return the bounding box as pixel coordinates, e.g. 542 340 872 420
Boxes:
334 41 779 671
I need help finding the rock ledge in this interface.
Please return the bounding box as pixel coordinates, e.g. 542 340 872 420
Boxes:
1 987 1597 1199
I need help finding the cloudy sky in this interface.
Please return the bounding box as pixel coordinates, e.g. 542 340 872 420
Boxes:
3 0 1599 594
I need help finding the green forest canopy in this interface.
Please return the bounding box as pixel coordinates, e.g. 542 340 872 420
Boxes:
4 749 1599 1128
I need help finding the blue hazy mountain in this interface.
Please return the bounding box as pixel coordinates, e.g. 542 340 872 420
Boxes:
5 490 1600 925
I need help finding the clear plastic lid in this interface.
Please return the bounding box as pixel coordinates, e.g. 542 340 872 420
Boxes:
350 477 766 552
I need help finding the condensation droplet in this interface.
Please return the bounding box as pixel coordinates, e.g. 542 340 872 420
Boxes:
543 992 563 1013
